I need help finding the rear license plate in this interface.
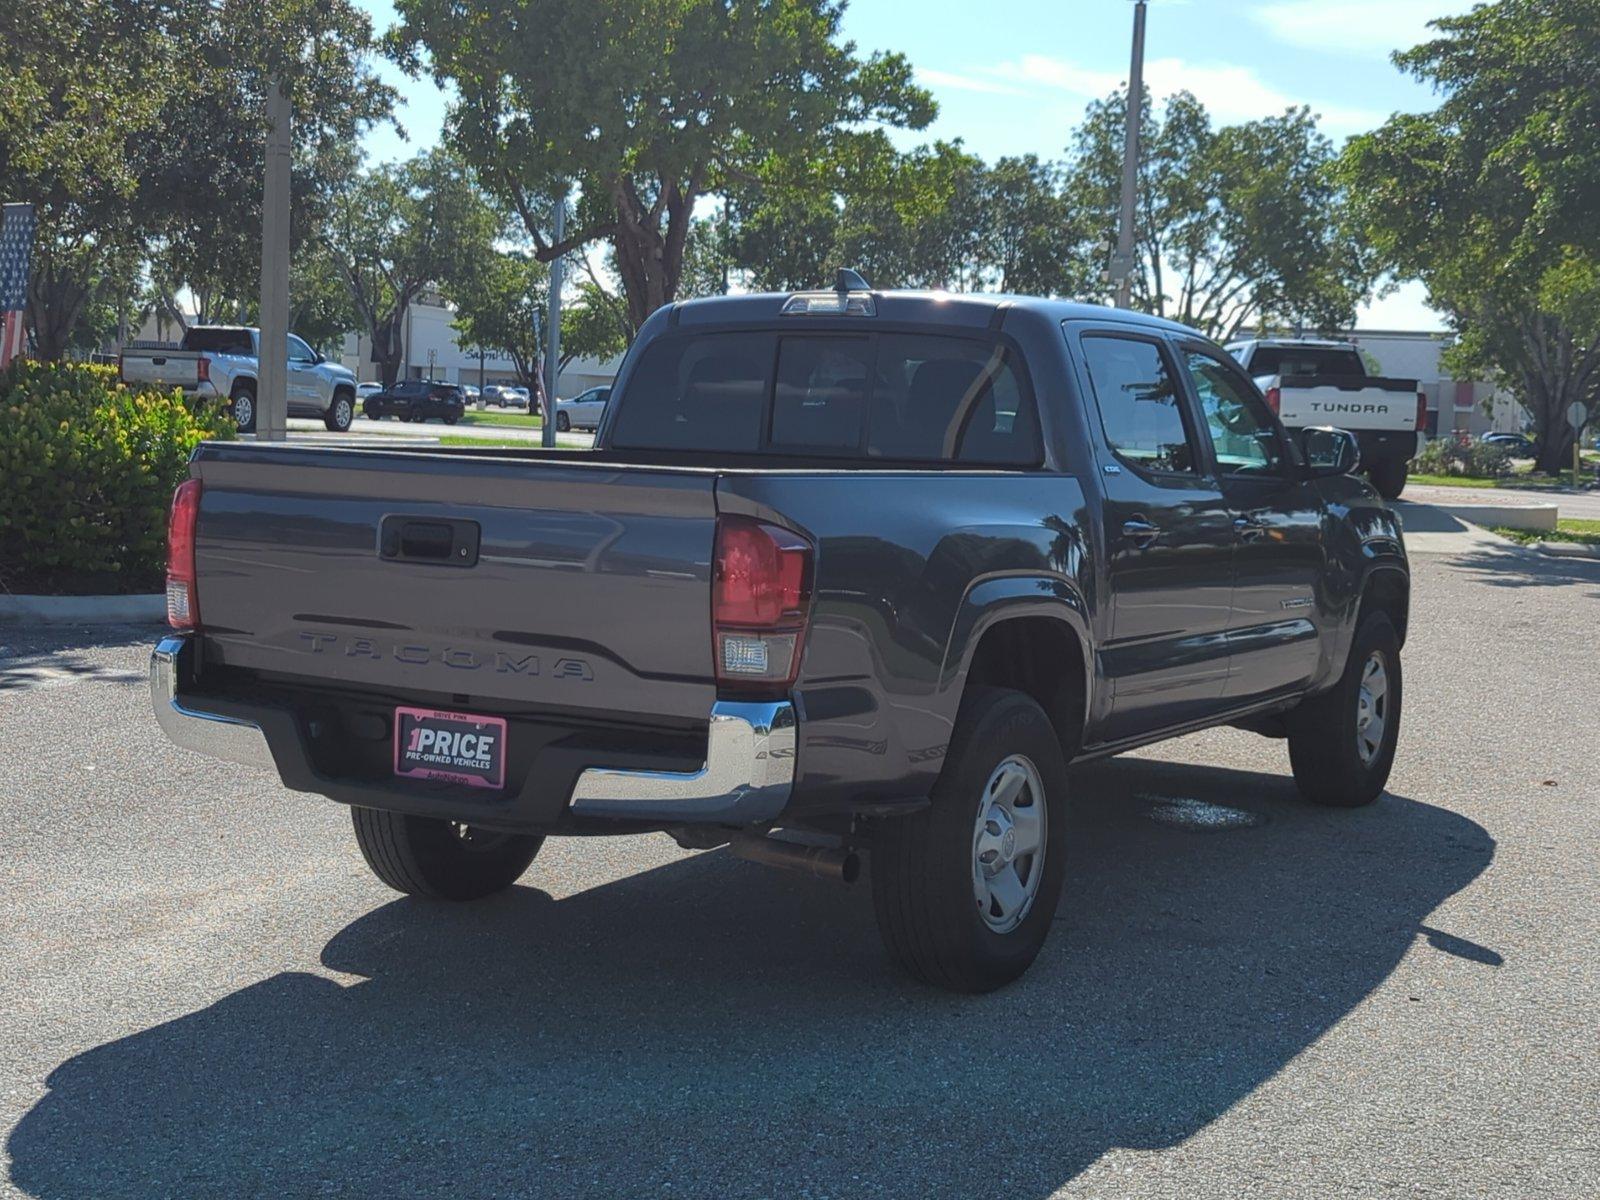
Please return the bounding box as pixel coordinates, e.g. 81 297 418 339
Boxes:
393 707 507 790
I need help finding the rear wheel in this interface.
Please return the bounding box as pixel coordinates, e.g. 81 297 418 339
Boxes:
1368 457 1408 500
325 391 354 432
230 383 257 433
1287 612 1402 807
556 411 571 432
351 808 543 900
871 687 1070 992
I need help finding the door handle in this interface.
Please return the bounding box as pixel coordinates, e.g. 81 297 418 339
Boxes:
1234 515 1267 540
1122 518 1160 549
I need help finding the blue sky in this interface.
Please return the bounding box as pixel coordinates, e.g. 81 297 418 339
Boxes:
354 0 1468 329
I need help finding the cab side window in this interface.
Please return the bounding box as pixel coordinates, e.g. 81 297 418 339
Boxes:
1079 335 1197 475
1184 350 1287 478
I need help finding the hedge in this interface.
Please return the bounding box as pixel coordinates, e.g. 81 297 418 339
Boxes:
0 361 236 594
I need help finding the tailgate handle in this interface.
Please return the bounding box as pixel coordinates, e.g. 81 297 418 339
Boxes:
380 516 480 567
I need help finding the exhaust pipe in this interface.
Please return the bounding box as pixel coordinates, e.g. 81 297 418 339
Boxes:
730 833 860 884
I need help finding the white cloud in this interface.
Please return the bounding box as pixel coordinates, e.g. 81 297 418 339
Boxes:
914 67 1026 97
992 53 1386 137
1251 1 1470 57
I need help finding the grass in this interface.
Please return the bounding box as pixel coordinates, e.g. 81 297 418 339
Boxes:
1489 518 1600 547
457 409 541 429
1409 471 1591 491
435 435 572 449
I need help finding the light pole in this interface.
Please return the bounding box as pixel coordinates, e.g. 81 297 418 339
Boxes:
1112 0 1148 310
542 189 566 448
256 79 292 439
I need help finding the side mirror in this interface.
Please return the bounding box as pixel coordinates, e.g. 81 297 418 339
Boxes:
1301 426 1362 477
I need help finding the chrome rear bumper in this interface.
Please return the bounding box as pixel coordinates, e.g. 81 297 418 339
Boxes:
150 636 274 770
150 635 794 824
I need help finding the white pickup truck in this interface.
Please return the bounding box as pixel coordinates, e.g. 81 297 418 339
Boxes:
119 326 359 434
1226 337 1424 499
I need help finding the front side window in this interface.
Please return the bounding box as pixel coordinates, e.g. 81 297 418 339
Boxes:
287 334 316 363
1185 350 1286 478
1079 335 1196 475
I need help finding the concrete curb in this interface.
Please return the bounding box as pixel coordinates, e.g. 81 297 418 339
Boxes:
1534 540 1600 559
1429 500 1559 532
0 594 164 625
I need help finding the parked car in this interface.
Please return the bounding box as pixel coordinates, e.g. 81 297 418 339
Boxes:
119 326 358 433
508 386 531 411
462 385 480 406
1481 431 1535 456
554 386 610 431
1226 337 1423 499
363 380 466 424
149 278 1408 993
481 384 521 408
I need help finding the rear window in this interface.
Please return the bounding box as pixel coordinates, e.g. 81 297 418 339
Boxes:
610 331 1041 465
1243 345 1365 378
181 328 253 355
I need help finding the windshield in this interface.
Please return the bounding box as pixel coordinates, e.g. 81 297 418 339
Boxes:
1245 345 1365 378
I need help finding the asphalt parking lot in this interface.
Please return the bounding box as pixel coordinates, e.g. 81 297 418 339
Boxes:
2 535 1596 1198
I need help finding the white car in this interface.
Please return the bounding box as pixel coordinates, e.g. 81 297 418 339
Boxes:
555 386 611 432
357 382 383 402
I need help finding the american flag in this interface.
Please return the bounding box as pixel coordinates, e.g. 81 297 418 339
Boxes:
1 203 37 369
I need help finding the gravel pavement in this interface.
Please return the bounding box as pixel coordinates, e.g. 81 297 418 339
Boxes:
1 543 1596 1198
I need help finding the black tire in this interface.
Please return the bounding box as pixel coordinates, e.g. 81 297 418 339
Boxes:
444 415 458 426
556 411 570 432
871 687 1070 992
351 808 543 901
1287 612 1402 807
325 390 355 432
230 383 257 433
1368 457 1408 500
365 403 381 420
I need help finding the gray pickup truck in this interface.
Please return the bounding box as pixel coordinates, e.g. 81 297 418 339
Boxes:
151 280 1409 992
120 325 359 433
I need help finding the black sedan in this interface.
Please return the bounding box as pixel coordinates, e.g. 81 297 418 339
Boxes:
364 380 466 424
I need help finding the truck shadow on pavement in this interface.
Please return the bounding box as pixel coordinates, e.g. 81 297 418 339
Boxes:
9 758 1496 1199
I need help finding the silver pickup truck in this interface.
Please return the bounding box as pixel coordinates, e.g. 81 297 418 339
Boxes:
119 325 359 433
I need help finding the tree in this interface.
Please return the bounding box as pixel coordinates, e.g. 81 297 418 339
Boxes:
0 0 392 359
391 0 933 331
321 152 499 387
1065 90 1379 339
442 248 547 390
982 155 1096 297
1340 0 1600 472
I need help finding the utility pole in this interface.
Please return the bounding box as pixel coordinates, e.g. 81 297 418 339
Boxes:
256 78 291 440
1112 0 1147 310
542 189 566 448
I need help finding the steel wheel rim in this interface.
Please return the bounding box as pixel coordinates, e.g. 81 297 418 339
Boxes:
971 754 1047 934
1355 651 1389 766
334 398 352 427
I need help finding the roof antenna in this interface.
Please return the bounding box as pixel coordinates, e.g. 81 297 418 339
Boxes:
835 267 871 293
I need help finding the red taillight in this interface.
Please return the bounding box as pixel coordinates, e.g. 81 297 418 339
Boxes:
197 356 210 384
712 515 813 692
166 478 202 629
1264 386 1281 415
1416 391 1427 432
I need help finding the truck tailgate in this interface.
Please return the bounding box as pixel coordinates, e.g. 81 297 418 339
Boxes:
189 444 719 722
1274 374 1418 431
122 350 202 391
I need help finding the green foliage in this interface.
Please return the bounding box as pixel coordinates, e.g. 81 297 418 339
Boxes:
1339 0 1600 472
322 151 501 386
1066 90 1379 337
392 0 933 329
0 362 236 593
561 281 630 370
442 249 548 389
1414 436 1513 480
